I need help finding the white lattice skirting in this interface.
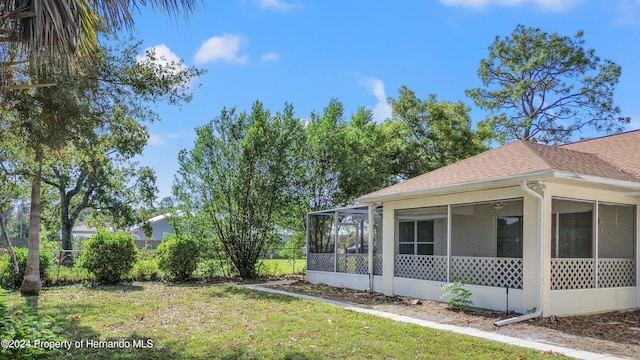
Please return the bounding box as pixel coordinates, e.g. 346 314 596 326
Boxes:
451 257 523 289
394 255 448 282
307 253 383 275
307 253 334 272
337 254 368 274
598 258 636 288
551 258 636 290
394 255 523 289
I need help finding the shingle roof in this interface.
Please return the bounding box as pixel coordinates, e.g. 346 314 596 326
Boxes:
559 130 640 180
358 131 640 202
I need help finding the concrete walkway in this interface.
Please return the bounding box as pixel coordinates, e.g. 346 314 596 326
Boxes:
244 282 627 360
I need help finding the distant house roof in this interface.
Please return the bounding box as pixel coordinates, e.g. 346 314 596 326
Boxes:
129 213 173 232
357 130 640 203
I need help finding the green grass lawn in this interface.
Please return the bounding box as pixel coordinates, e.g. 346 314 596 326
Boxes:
5 283 564 359
258 258 306 276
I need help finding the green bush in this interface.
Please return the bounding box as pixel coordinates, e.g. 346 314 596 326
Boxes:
1 289 68 359
130 259 159 281
440 277 473 311
156 234 201 281
0 248 52 289
80 230 138 284
195 257 236 279
129 252 160 281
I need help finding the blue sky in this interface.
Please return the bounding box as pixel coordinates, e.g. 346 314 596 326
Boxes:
130 0 640 200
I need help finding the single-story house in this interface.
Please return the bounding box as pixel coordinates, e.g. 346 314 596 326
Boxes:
130 213 174 249
306 130 640 320
70 224 98 240
130 213 295 253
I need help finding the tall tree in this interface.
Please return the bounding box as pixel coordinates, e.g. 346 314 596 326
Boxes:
4 35 201 294
466 24 629 144
0 0 201 85
388 86 489 179
0 1 202 295
302 99 347 211
39 37 200 252
298 99 398 212
174 102 305 278
41 119 157 253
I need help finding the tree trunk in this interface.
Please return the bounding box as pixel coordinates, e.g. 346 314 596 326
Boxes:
60 219 73 250
59 215 74 266
0 207 20 274
60 191 74 265
21 146 43 296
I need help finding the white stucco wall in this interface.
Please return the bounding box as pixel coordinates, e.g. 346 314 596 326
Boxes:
307 271 383 293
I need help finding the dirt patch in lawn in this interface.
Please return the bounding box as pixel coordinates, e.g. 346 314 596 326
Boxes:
267 278 640 359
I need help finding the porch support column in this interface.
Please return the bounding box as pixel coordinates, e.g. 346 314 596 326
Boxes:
636 200 640 308
447 204 452 282
382 204 395 296
540 185 552 316
334 210 339 273
594 202 599 288
305 213 310 270
368 204 375 292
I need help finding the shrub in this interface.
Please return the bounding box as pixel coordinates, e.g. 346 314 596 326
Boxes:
80 230 138 284
129 252 160 281
0 248 52 289
156 234 201 281
440 277 473 311
195 257 236 279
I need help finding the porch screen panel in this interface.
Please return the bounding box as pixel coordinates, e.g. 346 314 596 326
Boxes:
551 199 593 258
395 206 447 281
598 203 636 288
308 214 336 254
307 214 336 272
450 199 523 288
550 199 594 289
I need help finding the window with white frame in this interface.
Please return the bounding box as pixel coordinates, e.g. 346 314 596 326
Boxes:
497 215 523 257
398 220 434 255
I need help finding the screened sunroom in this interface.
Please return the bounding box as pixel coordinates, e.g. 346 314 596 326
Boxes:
306 206 383 276
393 199 524 289
307 132 640 316
550 198 636 290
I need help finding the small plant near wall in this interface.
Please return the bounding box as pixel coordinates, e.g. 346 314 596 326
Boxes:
440 277 473 311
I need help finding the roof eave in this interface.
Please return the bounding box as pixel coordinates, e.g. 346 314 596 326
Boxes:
356 170 554 204
356 170 640 205
551 171 640 194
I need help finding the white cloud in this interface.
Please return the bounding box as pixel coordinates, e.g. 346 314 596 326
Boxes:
166 130 194 139
438 0 581 11
194 34 249 65
137 44 196 90
257 0 301 11
260 51 279 62
148 134 168 146
615 0 640 26
361 77 392 123
137 44 187 75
